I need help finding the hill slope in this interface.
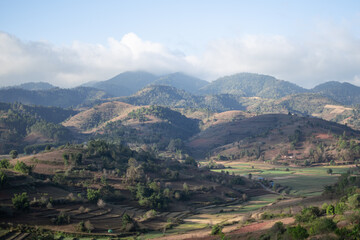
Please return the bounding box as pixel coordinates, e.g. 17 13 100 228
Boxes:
5 82 55 90
150 72 209 93
90 71 158 97
0 87 109 108
312 81 360 105
199 73 307 98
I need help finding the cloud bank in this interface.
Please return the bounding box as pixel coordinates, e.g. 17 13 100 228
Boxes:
1 28 360 88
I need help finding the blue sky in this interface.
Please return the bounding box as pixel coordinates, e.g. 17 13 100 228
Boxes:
1 0 360 87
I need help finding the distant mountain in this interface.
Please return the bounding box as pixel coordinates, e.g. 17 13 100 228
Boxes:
150 72 209 93
89 71 158 97
199 73 307 98
118 85 245 111
11 82 55 90
312 81 360 105
0 87 109 108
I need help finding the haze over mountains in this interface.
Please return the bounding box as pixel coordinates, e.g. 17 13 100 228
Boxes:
2 71 360 108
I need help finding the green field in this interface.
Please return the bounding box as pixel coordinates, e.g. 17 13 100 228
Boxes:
213 162 351 196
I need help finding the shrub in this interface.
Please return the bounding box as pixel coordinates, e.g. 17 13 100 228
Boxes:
326 204 335 215
309 218 337 235
335 202 346 214
0 159 10 169
348 194 360 209
87 188 100 202
52 211 71 225
211 224 223 235
287 224 309 240
295 206 321 223
12 192 30 211
9 150 18 159
0 171 7 187
270 221 285 234
14 161 32 174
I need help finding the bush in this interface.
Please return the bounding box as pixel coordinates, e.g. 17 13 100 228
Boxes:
287 224 309 240
14 161 32 174
335 202 346 214
87 188 100 202
211 224 223 235
12 192 30 211
295 206 321 223
270 221 285 234
0 171 7 187
10 150 18 159
52 211 71 225
326 204 335 215
348 194 360 209
0 159 10 169
309 218 337 235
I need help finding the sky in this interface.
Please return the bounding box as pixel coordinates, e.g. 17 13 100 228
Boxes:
1 0 360 88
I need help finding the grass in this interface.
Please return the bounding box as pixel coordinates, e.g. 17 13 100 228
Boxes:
213 161 352 196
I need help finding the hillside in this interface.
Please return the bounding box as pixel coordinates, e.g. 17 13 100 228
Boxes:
0 103 74 154
62 101 138 132
312 81 360 105
150 72 209 93
0 87 109 108
0 141 261 238
117 85 247 112
4 82 56 90
89 71 158 97
64 103 200 150
199 73 307 98
187 113 360 162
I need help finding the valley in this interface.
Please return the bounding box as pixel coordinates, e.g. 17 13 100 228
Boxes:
1 72 360 239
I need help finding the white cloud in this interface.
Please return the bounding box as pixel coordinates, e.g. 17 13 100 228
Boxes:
1 28 360 88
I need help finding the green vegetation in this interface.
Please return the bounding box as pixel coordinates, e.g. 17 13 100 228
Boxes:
12 192 30 211
14 161 32 174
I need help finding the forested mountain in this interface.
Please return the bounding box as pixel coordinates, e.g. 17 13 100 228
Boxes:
150 72 209 93
119 85 204 108
199 73 307 98
0 87 109 108
0 102 74 153
118 85 246 111
5 82 55 90
88 71 158 97
312 81 360 105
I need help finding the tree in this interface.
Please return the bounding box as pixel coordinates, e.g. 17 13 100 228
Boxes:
248 173 252 179
327 168 333 175
126 158 144 183
87 188 100 202
14 161 32 174
0 171 7 187
12 192 30 211
0 159 10 169
287 225 309 240
10 150 18 159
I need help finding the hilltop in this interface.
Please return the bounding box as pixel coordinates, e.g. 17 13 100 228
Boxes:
199 73 307 98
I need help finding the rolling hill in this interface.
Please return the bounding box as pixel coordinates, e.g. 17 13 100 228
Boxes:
0 87 109 108
88 71 158 97
150 72 209 93
199 73 307 98
5 82 56 90
312 81 360 105
187 113 360 161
